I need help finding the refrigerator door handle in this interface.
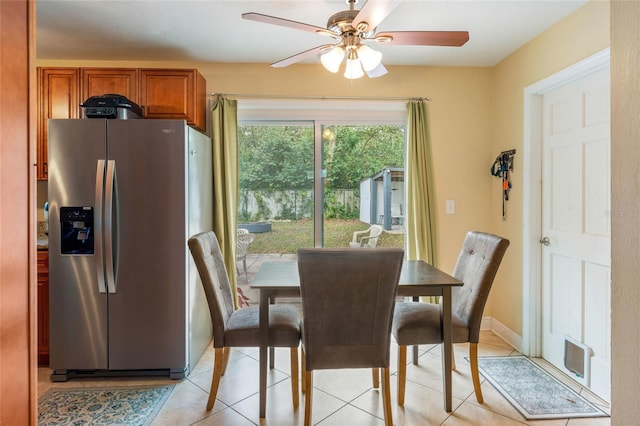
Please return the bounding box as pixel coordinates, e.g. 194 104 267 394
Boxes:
105 160 117 293
95 159 107 294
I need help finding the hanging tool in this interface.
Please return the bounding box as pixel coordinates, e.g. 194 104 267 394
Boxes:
491 149 516 220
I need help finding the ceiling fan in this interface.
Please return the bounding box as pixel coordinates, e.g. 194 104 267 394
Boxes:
242 0 469 79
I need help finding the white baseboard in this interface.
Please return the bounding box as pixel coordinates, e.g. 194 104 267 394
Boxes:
481 316 524 353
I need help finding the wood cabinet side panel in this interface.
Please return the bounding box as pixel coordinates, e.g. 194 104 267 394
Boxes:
194 71 207 131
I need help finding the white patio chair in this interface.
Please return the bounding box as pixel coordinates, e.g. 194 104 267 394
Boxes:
348 224 384 248
236 228 255 279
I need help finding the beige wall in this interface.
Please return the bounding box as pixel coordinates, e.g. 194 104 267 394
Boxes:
611 1 640 423
488 0 610 335
36 0 610 341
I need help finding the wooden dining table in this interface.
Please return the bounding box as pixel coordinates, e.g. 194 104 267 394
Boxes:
250 259 463 418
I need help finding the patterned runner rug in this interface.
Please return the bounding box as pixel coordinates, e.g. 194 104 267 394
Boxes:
476 356 608 420
38 385 175 425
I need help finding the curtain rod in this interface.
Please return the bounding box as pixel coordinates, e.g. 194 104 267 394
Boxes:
210 93 431 102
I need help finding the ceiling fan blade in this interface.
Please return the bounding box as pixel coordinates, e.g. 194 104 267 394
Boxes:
271 44 333 68
375 31 470 46
242 12 335 37
365 62 388 78
353 0 402 33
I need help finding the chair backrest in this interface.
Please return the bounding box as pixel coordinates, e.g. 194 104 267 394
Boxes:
362 224 384 248
297 247 404 371
188 231 236 347
236 228 254 259
452 231 510 343
369 223 384 240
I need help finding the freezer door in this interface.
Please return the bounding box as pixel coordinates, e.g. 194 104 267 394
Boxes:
106 120 188 372
48 119 109 371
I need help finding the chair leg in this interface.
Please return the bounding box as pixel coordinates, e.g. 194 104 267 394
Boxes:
372 368 380 388
304 370 313 426
301 347 306 394
207 347 225 410
381 367 393 426
469 342 484 403
290 347 299 408
221 346 230 375
243 257 248 279
452 347 457 371
270 347 275 369
397 345 407 406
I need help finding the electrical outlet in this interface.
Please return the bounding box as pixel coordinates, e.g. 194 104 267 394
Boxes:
445 200 456 215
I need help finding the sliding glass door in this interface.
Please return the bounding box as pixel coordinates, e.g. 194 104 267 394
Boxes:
238 122 315 251
320 123 405 248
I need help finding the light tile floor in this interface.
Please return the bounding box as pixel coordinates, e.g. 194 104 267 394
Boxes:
38 331 611 426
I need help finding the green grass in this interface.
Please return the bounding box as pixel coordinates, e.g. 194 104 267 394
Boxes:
248 219 404 254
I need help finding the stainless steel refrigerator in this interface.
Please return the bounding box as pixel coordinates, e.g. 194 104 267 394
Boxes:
48 118 213 381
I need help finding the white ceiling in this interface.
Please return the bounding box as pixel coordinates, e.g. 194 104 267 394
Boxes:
36 0 587 67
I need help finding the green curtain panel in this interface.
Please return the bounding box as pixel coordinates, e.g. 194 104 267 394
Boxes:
406 100 439 303
211 96 240 306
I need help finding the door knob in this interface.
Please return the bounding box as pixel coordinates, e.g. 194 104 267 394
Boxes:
539 236 550 246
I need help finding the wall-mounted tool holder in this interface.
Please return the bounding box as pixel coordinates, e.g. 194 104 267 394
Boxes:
491 149 516 220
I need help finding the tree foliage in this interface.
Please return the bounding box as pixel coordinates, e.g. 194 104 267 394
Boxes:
239 124 404 191
323 125 404 189
238 123 405 221
239 125 314 191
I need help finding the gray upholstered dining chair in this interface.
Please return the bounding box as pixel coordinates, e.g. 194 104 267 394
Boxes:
392 231 510 406
297 247 404 426
188 231 301 411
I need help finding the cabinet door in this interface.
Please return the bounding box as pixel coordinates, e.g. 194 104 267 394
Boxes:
38 68 80 180
81 68 138 104
139 69 206 131
37 251 49 366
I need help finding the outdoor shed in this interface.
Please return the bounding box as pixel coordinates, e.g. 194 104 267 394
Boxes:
359 167 405 230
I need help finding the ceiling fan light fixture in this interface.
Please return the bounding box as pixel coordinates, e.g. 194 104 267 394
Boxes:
344 49 364 79
243 0 470 78
320 46 345 73
357 44 382 71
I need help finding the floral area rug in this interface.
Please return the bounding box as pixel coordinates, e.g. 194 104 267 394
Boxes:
38 385 174 425
476 356 608 420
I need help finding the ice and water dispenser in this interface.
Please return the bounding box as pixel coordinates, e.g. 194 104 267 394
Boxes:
60 207 94 254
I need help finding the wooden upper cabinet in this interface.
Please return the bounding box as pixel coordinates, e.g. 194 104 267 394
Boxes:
139 69 206 131
81 68 138 106
38 68 80 180
37 67 207 180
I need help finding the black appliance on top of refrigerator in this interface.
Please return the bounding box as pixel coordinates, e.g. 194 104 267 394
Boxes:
48 118 213 381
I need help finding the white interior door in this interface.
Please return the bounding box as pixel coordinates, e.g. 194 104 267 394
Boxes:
541 67 610 401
